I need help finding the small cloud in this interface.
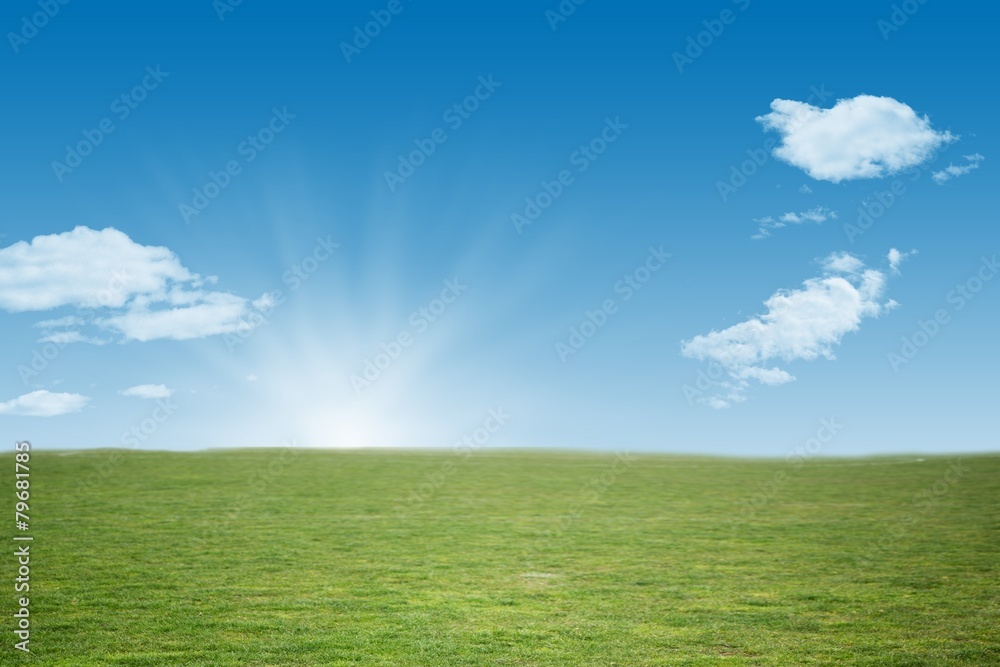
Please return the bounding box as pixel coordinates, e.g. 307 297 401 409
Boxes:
932 153 984 184
0 390 89 416
246 374 258 382
34 315 85 328
887 248 917 274
681 251 900 406
37 331 109 345
753 206 836 240
799 184 813 194
757 94 956 182
252 293 278 311
120 384 173 399
738 366 795 386
34 316 110 345
822 251 866 275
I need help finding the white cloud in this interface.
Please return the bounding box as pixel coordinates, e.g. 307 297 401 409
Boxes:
36 331 108 345
0 226 192 311
887 248 917 274
799 184 812 194
252 293 278 311
822 251 866 275
0 390 89 416
34 314 110 345
757 95 956 182
98 293 254 342
34 315 84 328
120 384 173 399
0 226 266 343
932 153 984 184
753 206 836 240
737 366 795 385
681 252 900 407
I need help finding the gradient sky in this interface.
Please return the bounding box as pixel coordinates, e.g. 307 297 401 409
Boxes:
1 0 997 456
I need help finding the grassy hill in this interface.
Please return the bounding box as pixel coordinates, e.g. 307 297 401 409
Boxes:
4 448 998 665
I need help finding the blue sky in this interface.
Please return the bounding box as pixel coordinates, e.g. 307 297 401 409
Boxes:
1 0 997 455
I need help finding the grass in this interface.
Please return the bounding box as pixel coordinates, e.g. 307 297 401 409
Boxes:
3 448 998 665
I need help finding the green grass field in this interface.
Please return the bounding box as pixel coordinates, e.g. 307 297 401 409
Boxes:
4 448 999 665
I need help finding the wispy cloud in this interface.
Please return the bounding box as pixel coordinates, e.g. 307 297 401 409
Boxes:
932 153 984 184
752 206 837 240
887 248 917 274
120 384 173 399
